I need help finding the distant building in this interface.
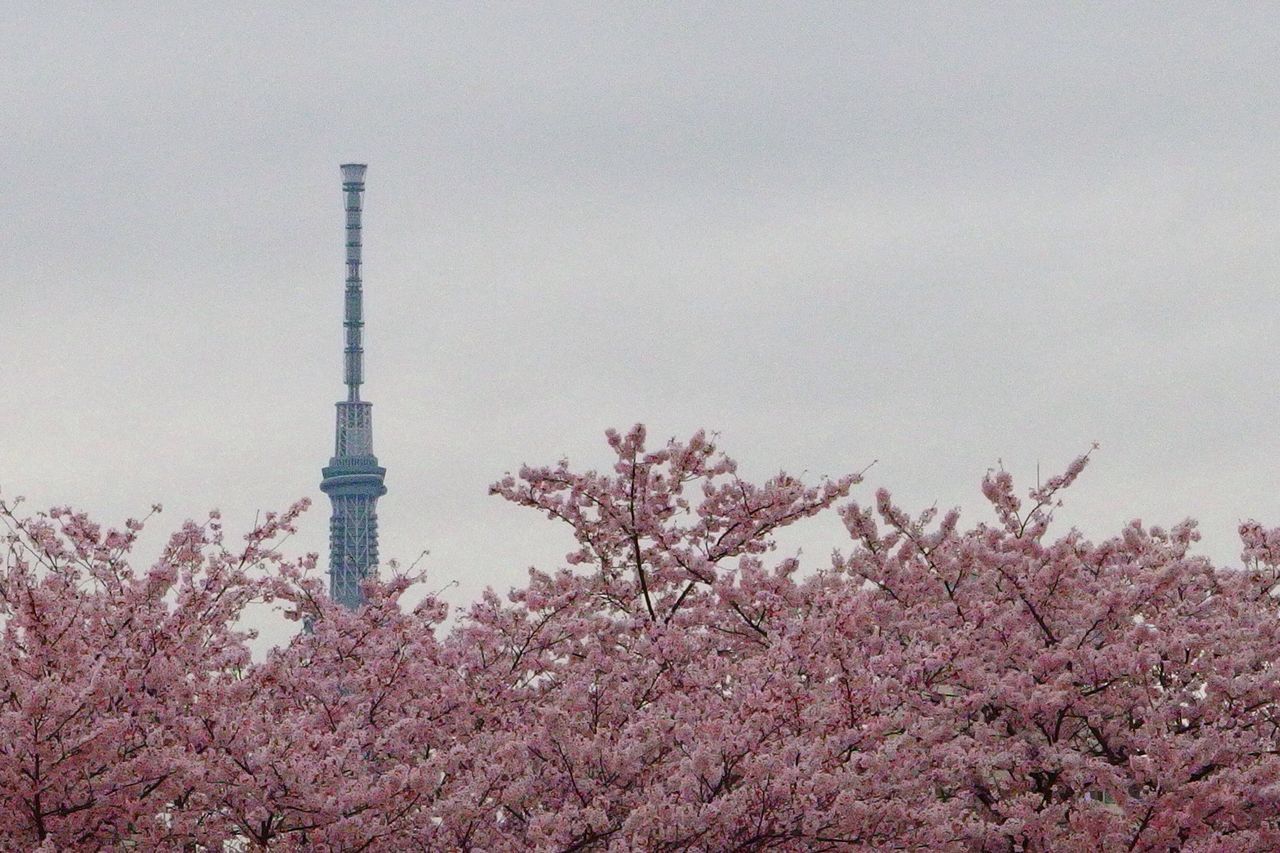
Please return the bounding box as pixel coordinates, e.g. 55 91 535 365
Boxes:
320 164 387 608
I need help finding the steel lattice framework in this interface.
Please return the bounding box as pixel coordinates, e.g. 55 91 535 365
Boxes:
320 164 387 609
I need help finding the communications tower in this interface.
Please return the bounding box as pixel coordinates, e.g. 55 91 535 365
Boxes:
320 163 387 608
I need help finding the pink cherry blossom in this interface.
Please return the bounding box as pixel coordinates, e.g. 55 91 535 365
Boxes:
2 428 1279 850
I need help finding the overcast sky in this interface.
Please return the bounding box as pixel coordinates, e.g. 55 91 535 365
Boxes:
5 4 1280 644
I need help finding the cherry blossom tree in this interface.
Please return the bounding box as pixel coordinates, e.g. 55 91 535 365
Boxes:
456 429 1280 849
825 459 1280 849
0 497 304 849
185 575 467 850
3 426 1280 851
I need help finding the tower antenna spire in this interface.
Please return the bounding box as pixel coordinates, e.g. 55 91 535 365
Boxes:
321 163 387 609
341 163 367 402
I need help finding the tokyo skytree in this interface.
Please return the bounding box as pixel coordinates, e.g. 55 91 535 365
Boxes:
320 164 387 609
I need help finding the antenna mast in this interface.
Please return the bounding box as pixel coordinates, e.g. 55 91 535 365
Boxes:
342 163 367 402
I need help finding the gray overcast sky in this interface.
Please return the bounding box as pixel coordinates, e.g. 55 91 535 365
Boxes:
5 3 1280 642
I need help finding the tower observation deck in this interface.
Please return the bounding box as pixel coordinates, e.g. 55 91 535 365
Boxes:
320 163 387 609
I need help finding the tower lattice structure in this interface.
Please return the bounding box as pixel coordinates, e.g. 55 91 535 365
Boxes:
320 163 387 609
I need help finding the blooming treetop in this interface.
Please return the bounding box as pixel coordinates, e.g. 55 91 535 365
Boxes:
2 427 1278 850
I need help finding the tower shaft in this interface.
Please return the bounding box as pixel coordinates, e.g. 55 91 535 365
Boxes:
320 164 386 609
